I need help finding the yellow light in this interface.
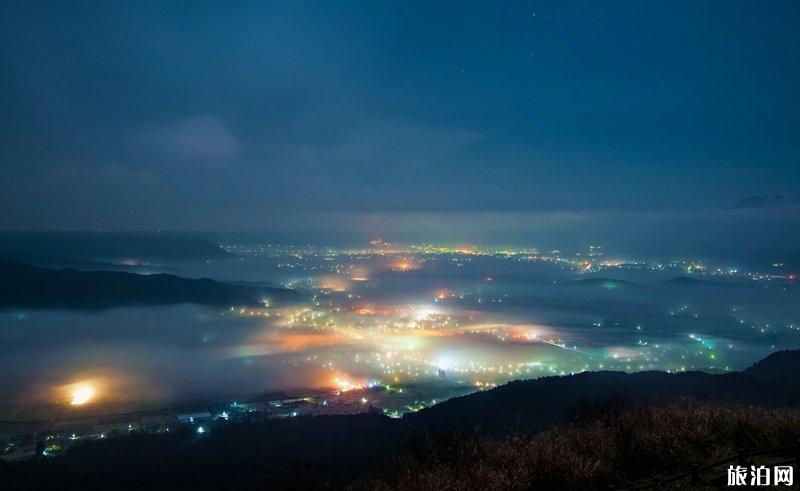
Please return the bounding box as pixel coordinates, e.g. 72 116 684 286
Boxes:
70 385 95 406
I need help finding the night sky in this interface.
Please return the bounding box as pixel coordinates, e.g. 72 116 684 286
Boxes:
1 1 799 233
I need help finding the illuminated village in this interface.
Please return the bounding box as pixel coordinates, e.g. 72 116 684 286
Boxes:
3 240 797 461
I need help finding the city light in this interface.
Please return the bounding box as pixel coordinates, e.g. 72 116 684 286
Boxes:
334 377 365 392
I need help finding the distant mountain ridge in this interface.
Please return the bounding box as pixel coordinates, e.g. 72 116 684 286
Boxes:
571 277 638 288
0 261 295 310
732 194 800 209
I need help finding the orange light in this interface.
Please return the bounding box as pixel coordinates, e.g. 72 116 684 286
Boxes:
354 306 375 315
333 376 365 392
434 289 452 299
392 261 417 272
318 276 349 292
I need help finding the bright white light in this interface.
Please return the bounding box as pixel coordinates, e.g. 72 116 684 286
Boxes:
70 385 95 406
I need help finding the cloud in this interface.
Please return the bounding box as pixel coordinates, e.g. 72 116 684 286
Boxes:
144 117 242 166
319 118 485 168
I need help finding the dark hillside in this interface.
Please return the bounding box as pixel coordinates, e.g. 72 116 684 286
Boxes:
2 351 798 489
0 261 295 309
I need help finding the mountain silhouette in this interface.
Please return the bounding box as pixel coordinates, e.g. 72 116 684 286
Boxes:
2 351 797 489
0 261 296 310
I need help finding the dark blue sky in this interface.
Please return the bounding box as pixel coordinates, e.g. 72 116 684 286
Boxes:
1 1 799 231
